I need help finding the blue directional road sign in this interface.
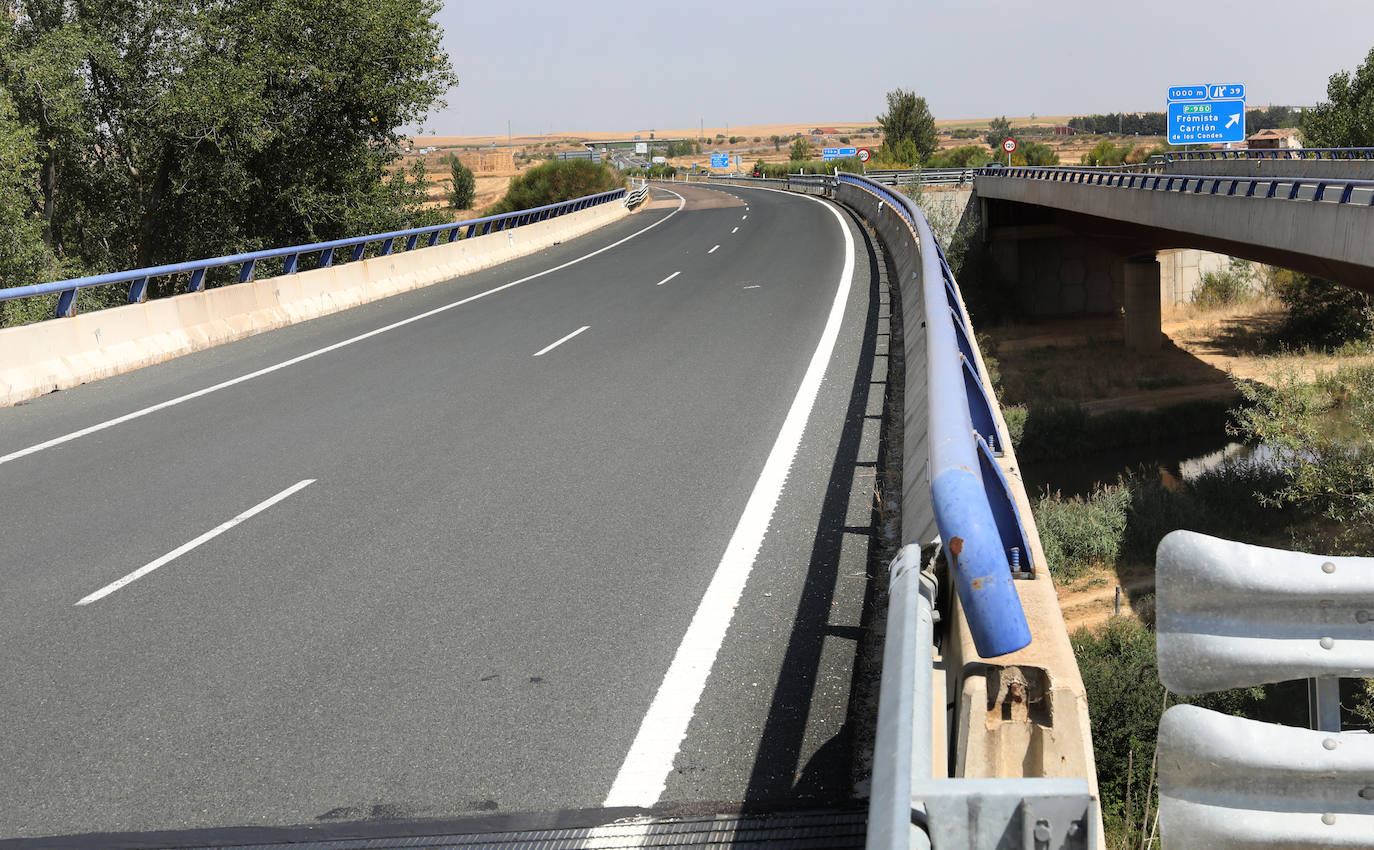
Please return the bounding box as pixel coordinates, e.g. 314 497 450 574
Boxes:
710 153 730 168
1210 83 1245 100
1168 99 1246 144
1168 85 1208 101
822 147 858 161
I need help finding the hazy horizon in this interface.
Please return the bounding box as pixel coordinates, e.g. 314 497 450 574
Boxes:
428 0 1374 139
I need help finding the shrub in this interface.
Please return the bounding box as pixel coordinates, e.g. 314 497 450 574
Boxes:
485 159 623 216
1267 269 1374 349
1034 484 1130 580
1191 259 1254 309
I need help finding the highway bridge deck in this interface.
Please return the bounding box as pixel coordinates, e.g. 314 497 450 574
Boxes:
0 184 890 845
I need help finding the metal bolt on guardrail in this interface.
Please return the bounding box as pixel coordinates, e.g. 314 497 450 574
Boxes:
0 188 629 319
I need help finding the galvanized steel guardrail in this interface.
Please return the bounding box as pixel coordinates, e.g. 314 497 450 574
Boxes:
976 165 1374 206
1154 530 1374 847
1151 146 1374 162
0 188 628 319
862 167 974 187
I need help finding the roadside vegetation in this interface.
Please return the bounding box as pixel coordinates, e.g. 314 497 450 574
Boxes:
979 45 1374 849
484 160 623 216
0 0 456 328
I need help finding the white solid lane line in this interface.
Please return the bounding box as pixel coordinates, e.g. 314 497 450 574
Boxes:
604 191 857 808
655 271 681 287
533 325 590 357
0 190 689 469
707 245 720 254
76 479 316 606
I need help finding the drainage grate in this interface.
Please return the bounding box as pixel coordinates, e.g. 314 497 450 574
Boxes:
175 810 867 850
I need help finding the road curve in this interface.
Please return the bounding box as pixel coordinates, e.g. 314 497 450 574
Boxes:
0 181 886 842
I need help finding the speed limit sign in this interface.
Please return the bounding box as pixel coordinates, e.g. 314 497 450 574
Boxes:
857 148 872 163
1002 138 1017 153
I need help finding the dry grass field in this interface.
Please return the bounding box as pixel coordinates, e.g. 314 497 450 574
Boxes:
402 116 1163 214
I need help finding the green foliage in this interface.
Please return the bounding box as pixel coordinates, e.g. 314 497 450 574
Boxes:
1071 619 1288 849
788 137 811 161
664 139 700 157
1250 104 1301 132
770 134 782 151
445 156 476 210
1267 270 1374 349
1231 366 1374 526
984 116 1013 149
1191 258 1255 309
1303 46 1374 147
1080 139 1132 166
1020 141 1060 166
486 160 623 216
926 145 990 168
1067 112 1167 135
0 85 62 301
876 88 937 165
1034 485 1130 580
0 0 456 303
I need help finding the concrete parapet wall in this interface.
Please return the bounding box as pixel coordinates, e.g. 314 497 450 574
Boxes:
1163 158 1374 180
0 200 629 407
833 180 1099 797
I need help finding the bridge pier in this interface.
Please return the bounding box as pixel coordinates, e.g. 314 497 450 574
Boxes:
1124 255 1162 351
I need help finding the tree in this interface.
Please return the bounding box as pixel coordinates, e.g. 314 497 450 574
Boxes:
770 134 782 151
876 88 937 166
446 155 476 210
0 0 456 299
1303 46 1374 147
789 137 811 161
985 116 1013 148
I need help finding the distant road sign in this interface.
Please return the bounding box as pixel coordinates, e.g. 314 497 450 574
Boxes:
1168 99 1246 144
1002 138 1017 153
857 148 872 163
822 146 858 161
1168 85 1208 101
634 142 648 154
710 153 730 168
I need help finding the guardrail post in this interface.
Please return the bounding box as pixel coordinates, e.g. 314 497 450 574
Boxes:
238 259 256 283
380 237 395 256
126 276 149 303
405 234 419 252
188 268 206 292
282 253 299 275
319 248 334 268
55 288 78 318
351 244 367 262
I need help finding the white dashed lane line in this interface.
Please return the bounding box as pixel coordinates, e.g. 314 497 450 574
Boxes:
707 245 720 254
533 325 590 357
656 271 681 287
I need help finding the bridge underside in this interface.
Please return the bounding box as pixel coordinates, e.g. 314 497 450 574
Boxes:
982 197 1374 291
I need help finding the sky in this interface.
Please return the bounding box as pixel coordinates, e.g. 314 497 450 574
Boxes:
426 0 1374 138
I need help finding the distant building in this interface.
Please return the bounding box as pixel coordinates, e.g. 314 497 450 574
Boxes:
1247 127 1302 149
1052 125 1079 136
811 127 839 136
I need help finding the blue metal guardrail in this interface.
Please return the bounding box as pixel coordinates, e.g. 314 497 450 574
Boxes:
708 172 1034 658
976 165 1374 205
835 171 1033 658
0 188 628 319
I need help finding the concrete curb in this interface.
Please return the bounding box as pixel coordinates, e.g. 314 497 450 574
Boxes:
0 200 630 407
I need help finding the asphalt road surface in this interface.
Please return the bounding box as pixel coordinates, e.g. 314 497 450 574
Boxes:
0 181 889 844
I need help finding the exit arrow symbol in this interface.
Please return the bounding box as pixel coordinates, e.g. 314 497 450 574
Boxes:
1225 114 1240 129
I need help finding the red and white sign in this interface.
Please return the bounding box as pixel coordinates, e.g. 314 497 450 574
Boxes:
857 148 872 163
1002 138 1017 153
